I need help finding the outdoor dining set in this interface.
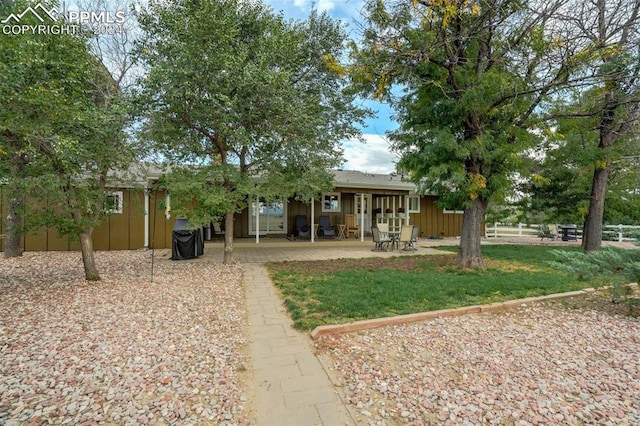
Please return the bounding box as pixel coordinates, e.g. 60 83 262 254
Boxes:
295 214 419 252
371 223 419 252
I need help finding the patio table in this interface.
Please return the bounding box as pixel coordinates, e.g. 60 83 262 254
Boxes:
387 231 400 251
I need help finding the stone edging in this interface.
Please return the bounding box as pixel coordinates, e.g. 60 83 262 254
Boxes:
310 288 597 339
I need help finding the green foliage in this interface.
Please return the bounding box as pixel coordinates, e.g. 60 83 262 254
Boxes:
133 0 369 244
519 96 640 225
549 247 640 301
0 0 133 241
350 0 582 267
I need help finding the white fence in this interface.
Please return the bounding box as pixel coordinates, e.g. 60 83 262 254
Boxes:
485 223 640 242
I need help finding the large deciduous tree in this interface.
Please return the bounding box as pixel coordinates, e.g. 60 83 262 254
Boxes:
0 1 132 278
557 0 640 252
133 0 368 264
352 0 576 268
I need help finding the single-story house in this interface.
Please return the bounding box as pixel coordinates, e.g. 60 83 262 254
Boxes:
237 170 465 241
0 169 467 251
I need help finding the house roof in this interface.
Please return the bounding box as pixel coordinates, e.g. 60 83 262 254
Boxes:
331 169 417 192
105 164 431 195
106 162 167 188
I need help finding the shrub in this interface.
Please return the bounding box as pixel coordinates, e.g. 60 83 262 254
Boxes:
549 247 640 303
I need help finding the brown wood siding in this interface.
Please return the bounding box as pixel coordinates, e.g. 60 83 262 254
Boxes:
0 188 165 251
2 188 468 250
23 226 47 251
149 189 175 250
75 188 147 251
128 191 146 249
46 227 71 251
234 211 246 238
409 196 465 238
109 190 130 250
93 216 110 250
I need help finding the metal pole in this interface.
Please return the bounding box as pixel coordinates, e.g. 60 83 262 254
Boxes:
255 195 260 244
150 186 159 283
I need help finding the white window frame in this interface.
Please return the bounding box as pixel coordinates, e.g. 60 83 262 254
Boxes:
105 191 123 214
321 192 341 213
408 196 421 213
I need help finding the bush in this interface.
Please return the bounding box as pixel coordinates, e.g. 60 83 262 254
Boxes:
549 247 640 302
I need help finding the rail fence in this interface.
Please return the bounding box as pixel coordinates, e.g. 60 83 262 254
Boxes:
484 223 640 243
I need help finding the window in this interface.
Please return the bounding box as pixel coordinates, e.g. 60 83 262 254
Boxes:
104 191 123 214
408 196 420 213
321 192 341 212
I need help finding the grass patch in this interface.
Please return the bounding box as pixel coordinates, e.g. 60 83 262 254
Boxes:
267 244 596 330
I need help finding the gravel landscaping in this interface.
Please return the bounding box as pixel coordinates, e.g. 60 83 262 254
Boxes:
3 248 640 426
0 250 250 425
317 301 640 425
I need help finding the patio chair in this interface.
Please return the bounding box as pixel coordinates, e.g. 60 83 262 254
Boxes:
399 225 415 251
295 215 310 239
319 215 336 238
371 227 391 251
377 222 389 239
403 226 420 251
539 224 558 241
345 213 359 238
212 222 225 241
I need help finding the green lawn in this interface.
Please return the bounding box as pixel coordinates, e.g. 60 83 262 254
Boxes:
267 244 596 330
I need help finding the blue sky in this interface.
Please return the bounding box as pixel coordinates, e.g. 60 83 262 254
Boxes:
265 0 400 174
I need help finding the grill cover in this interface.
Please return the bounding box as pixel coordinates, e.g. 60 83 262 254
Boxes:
171 218 204 260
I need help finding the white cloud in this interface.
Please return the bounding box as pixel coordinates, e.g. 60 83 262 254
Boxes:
316 0 336 12
341 134 398 174
272 0 358 18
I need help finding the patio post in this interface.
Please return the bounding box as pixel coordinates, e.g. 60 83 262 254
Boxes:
405 195 410 225
255 195 260 244
311 196 315 243
360 193 365 242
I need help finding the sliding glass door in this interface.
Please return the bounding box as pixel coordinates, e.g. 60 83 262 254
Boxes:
249 199 287 235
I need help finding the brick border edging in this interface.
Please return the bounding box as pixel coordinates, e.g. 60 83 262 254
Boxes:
310 288 597 339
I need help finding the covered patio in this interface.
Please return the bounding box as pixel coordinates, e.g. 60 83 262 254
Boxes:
156 237 460 264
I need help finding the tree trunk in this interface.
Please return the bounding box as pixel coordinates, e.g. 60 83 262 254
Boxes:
79 230 100 281
223 210 234 264
457 196 488 269
4 195 23 258
582 93 617 254
582 164 610 253
5 141 26 258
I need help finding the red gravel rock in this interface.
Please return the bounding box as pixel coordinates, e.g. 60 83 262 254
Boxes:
317 304 640 425
0 250 249 425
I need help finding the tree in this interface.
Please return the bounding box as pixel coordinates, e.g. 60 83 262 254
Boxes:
0 1 132 278
29 57 131 281
0 0 39 258
133 0 368 264
556 0 640 252
516 0 640 249
352 0 578 268
519 108 640 228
